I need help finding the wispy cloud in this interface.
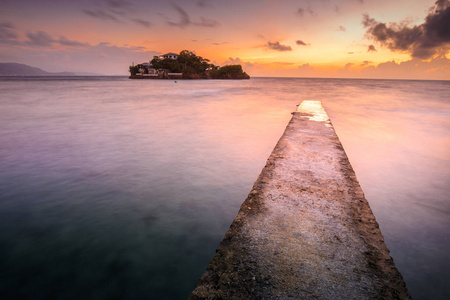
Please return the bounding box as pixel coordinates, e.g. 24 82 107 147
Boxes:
26 31 54 47
105 0 134 16
57 36 89 47
24 31 89 48
167 3 220 28
83 9 121 22
167 3 190 28
266 41 292 51
211 41 229 46
194 17 220 27
0 22 18 40
223 57 254 68
363 0 450 59
83 0 152 28
0 22 21 46
197 0 211 8
131 18 152 28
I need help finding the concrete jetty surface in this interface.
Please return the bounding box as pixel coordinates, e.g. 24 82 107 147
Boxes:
189 101 410 299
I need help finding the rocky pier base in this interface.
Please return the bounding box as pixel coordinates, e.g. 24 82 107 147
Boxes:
189 101 410 299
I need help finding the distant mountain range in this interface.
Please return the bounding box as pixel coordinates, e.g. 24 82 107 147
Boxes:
0 63 101 76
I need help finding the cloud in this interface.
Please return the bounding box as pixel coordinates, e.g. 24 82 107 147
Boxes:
368 44 377 52
131 18 152 28
167 3 219 28
0 22 18 40
83 9 121 22
26 31 54 47
337 63 355 75
197 0 211 8
194 17 220 27
296 40 309 46
266 41 292 51
332 55 449 80
167 3 190 28
338 26 346 32
57 36 89 47
296 6 315 17
84 1 144 27
226 57 242 64
298 63 314 71
24 31 88 48
83 0 153 28
105 0 134 16
223 57 254 68
342 62 354 71
361 56 449 79
363 0 450 59
211 41 229 46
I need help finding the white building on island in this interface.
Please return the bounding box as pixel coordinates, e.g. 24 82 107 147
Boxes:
160 52 179 60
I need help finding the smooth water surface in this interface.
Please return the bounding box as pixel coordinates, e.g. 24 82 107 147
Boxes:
0 76 449 299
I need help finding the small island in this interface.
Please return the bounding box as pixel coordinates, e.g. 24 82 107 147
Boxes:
129 50 250 80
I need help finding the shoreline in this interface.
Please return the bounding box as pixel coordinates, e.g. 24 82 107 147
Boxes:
128 74 250 80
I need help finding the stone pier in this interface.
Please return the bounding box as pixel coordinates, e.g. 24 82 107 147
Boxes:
189 101 410 299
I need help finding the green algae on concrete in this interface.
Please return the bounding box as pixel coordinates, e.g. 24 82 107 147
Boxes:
189 101 410 300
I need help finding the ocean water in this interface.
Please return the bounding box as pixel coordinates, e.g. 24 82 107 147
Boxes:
0 76 448 299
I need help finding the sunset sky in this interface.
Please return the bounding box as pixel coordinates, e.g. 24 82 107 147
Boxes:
1 0 449 79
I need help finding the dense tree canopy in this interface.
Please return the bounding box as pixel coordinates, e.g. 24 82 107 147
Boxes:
209 65 247 79
132 50 249 79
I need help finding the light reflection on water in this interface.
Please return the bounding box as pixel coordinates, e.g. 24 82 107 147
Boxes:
0 77 449 299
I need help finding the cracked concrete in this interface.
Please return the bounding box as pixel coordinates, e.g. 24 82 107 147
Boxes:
189 101 410 299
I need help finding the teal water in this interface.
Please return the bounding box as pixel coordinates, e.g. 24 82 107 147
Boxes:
0 77 449 299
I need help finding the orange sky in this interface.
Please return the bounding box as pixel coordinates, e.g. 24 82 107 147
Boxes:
0 0 449 79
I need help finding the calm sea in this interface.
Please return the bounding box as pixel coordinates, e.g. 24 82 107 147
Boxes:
0 76 448 299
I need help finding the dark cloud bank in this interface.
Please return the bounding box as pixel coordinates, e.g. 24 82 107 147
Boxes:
363 0 450 59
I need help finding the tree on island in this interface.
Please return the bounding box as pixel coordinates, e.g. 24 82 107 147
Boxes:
132 50 249 79
177 50 214 77
209 64 247 79
129 65 139 75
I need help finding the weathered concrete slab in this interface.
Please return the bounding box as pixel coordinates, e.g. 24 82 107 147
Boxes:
189 101 410 299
